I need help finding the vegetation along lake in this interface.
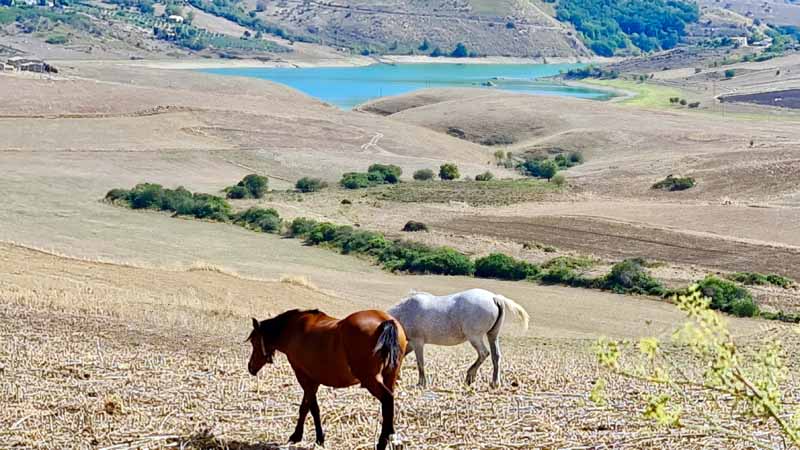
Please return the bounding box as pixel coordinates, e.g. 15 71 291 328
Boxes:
201 63 613 109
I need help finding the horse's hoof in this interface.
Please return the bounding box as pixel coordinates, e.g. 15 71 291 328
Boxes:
288 432 302 443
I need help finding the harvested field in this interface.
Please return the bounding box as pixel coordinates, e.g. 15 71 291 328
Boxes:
437 215 800 280
1 242 790 449
721 89 800 110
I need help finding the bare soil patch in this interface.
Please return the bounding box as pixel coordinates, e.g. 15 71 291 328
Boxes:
721 88 800 110
437 215 800 280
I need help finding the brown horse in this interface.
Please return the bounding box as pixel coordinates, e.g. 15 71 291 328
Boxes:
247 309 407 450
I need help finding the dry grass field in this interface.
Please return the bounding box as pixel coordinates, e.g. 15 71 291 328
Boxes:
3 55 800 448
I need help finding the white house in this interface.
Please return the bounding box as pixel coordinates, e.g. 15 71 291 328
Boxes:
167 14 184 24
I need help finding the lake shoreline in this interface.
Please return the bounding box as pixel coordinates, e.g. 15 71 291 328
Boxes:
129 54 618 70
200 63 615 110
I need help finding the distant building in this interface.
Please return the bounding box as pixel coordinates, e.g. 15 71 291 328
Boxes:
730 36 748 48
167 15 184 23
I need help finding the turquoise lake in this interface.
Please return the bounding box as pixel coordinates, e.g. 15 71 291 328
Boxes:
201 63 611 109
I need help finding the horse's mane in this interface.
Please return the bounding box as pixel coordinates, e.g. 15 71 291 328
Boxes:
259 309 322 338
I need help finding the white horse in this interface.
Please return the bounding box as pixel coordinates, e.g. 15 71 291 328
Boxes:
388 288 530 388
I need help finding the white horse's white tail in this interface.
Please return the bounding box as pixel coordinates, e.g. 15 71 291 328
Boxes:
494 295 530 331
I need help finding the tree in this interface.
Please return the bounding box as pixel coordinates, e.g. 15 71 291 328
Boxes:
295 177 327 193
413 169 434 181
439 163 460 181
724 68 736 79
430 47 444 57
418 38 430 51
450 42 469 58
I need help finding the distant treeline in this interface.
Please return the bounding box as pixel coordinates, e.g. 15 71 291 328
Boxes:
552 0 699 56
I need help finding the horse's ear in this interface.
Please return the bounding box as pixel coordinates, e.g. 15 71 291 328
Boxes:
252 318 259 330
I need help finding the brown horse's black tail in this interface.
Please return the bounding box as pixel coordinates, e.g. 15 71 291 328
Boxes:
374 320 401 369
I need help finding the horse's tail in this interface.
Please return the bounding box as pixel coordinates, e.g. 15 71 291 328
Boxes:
374 320 402 369
493 295 530 331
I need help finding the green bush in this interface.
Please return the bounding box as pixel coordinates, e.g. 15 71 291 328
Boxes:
726 272 795 289
475 253 539 281
475 171 494 182
105 188 130 203
295 177 327 193
288 217 318 237
368 164 403 184
521 159 558 180
600 258 665 295
552 173 566 187
542 256 594 270
340 172 371 189
378 241 474 276
413 169 435 181
128 183 165 209
697 276 758 317
234 207 281 233
724 68 736 78
225 185 250 199
439 163 460 181
191 193 232 221
539 261 592 287
402 221 429 232
110 183 231 221
226 174 268 199
45 34 68 45
305 222 339 245
652 175 696 191
405 246 474 276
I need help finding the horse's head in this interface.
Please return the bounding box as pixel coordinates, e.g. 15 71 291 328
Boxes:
247 317 276 376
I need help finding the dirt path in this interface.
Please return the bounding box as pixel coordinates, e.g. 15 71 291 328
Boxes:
437 215 800 279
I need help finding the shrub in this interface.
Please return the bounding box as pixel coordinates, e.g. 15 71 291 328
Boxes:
340 172 371 189
688 101 701 109
305 222 339 245
542 256 594 270
191 193 232 221
521 159 558 180
679 98 687 106
406 246 474 276
600 258 665 296
225 185 250 199
568 151 584 164
652 175 696 191
341 199 352 205
413 169 435 181
105 188 130 203
540 261 591 287
295 177 327 193
475 253 539 281
288 217 318 237
724 68 736 78
226 174 268 199
480 134 515 146
45 34 68 45
697 276 758 317
450 42 469 58
439 163 460 181
552 173 566 187
128 183 165 209
475 171 494 182
402 221 429 232
726 272 795 289
234 207 281 233
368 164 402 184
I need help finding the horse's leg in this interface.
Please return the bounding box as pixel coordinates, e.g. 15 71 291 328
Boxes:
413 340 427 388
487 331 503 388
308 388 325 446
289 382 319 443
465 336 489 386
363 378 396 450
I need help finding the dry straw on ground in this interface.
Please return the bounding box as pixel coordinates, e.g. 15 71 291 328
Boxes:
1 243 796 449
